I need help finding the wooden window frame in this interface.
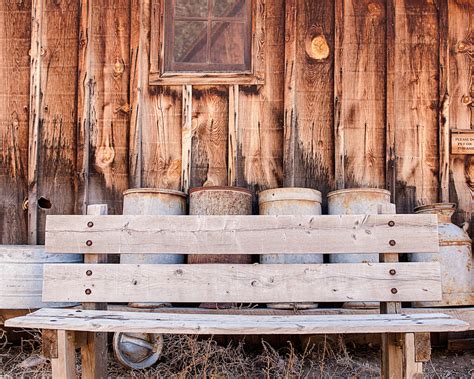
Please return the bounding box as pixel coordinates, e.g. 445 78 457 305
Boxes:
149 0 265 86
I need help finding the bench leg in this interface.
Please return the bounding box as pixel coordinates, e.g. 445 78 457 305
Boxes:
51 330 76 379
382 333 423 379
81 331 108 379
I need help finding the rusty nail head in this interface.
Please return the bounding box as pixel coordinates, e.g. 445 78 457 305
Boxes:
87 221 94 228
388 221 395 227
85 289 92 295
389 240 396 246
391 288 398 294
86 270 92 276
389 269 396 275
86 240 93 247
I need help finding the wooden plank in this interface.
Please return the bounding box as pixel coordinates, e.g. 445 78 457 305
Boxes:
181 84 192 193
447 0 474 229
391 0 439 212
228 84 239 187
80 204 107 379
45 214 439 254
337 0 386 188
106 305 474 330
129 0 182 190
50 330 76 379
236 0 284 192
0 0 30 244
30 0 80 244
284 0 335 204
404 333 424 378
6 309 468 335
77 0 130 215
190 86 229 187
42 262 442 303
414 332 431 362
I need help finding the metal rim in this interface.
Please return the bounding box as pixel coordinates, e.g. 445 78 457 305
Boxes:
123 188 187 198
189 186 252 196
258 187 322 204
327 188 391 198
113 332 164 370
414 202 456 214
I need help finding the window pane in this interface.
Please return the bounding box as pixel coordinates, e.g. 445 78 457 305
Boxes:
174 21 208 63
210 22 246 65
212 0 246 17
175 0 208 17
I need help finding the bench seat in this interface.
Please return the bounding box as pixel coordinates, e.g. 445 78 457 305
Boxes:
6 308 469 335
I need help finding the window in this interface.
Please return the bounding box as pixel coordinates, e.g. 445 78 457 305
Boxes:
165 0 251 73
149 0 265 85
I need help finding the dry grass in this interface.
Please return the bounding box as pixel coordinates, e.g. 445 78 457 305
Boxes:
1 328 472 378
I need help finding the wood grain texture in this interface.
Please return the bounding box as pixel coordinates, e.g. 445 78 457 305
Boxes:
337 0 386 188
77 0 130 216
44 214 439 254
6 309 468 334
0 0 30 244
236 0 284 192
284 0 335 206
129 0 182 190
50 330 76 379
390 0 439 212
42 262 442 303
191 86 229 187
447 0 474 229
30 0 79 244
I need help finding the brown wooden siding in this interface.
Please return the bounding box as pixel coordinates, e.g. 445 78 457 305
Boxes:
0 0 473 243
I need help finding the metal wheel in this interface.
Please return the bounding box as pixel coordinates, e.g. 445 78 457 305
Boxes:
113 332 164 369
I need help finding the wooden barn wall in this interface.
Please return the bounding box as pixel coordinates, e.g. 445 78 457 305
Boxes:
0 0 473 243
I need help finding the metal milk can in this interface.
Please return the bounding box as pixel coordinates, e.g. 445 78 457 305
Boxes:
411 203 473 307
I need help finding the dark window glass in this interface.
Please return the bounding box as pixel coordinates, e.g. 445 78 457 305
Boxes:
164 0 251 73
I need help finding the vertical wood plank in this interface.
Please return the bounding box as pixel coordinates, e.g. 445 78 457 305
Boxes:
391 0 439 213
51 330 76 379
447 0 474 228
438 0 450 203
30 0 80 244
191 86 229 188
77 0 131 215
284 0 335 208
337 0 387 189
228 84 239 187
0 0 31 244
129 0 182 190
334 0 344 190
237 0 284 193
182 84 192 193
385 0 396 200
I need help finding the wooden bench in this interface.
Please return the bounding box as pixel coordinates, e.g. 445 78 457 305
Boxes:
6 213 469 378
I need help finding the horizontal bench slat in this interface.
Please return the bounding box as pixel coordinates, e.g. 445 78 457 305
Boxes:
6 309 468 334
43 263 442 303
45 214 438 254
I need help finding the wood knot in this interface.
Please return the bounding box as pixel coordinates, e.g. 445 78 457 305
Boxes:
113 58 125 77
306 34 330 61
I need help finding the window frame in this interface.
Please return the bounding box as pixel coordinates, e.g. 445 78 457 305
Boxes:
149 0 265 86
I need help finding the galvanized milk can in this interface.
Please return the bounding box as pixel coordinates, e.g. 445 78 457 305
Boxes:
411 203 473 307
121 188 187 308
259 187 323 309
328 188 394 308
328 188 393 265
0 245 82 309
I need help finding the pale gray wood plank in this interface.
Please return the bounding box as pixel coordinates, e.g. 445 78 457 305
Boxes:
45 214 439 254
42 263 442 303
5 310 468 334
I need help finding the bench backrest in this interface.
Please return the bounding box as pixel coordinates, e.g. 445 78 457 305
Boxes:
42 214 441 304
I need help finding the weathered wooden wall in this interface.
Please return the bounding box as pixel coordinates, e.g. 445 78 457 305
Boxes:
0 0 473 243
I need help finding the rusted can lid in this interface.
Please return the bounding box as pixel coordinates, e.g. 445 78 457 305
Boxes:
259 187 322 204
123 188 187 198
189 186 252 196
